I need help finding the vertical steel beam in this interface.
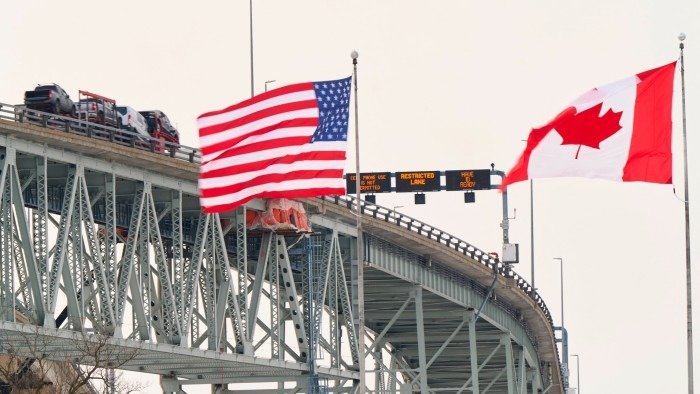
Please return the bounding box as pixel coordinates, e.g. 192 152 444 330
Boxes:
9 160 43 324
114 184 145 328
33 155 48 323
531 370 541 394
170 190 184 344
414 286 428 393
335 239 359 366
388 352 398 393
136 195 151 338
204 218 218 350
45 166 77 325
103 173 117 334
503 334 516 394
77 173 113 331
0 150 13 322
235 207 248 342
469 312 480 394
249 233 271 342
212 214 249 353
328 236 339 368
276 235 309 361
375 349 384 393
269 235 280 360
519 348 527 394
145 191 179 341
183 214 208 344
129 269 150 340
56 167 83 329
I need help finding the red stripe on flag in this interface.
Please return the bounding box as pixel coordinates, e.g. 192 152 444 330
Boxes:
200 169 345 198
622 61 676 183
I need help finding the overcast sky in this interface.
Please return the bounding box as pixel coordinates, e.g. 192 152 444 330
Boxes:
2 1 700 393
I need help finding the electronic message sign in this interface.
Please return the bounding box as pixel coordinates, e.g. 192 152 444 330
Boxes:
445 169 492 191
346 172 392 194
395 171 441 192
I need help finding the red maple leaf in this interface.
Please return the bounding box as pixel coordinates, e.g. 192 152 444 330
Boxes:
552 103 623 159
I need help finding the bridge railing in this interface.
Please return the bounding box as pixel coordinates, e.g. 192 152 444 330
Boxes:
322 194 555 329
0 103 201 164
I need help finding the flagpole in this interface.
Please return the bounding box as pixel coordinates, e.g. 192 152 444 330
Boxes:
351 49 366 391
679 32 694 394
249 0 254 97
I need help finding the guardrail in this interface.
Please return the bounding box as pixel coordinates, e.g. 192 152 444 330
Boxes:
0 103 201 164
323 194 555 330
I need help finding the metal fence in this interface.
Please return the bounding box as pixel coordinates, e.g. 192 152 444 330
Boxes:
0 103 200 164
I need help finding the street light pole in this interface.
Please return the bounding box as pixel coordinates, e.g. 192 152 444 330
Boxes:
572 354 580 394
350 49 366 392
264 80 276 92
530 179 535 296
554 257 564 326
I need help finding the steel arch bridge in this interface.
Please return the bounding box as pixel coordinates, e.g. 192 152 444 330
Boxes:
0 104 562 393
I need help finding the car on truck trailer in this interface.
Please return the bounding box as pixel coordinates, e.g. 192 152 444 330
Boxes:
116 105 149 136
23 84 76 116
76 90 119 127
139 110 179 144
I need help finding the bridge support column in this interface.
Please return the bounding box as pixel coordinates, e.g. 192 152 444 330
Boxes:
414 285 429 393
519 347 528 394
468 311 480 394
503 334 516 394
531 370 541 394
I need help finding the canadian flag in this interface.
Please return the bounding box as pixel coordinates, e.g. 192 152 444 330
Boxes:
501 62 677 190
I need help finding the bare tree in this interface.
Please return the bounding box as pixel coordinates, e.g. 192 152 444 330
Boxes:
0 325 143 394
92 370 149 394
0 325 60 393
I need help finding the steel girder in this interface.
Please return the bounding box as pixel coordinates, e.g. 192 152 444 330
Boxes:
0 127 559 393
0 145 363 391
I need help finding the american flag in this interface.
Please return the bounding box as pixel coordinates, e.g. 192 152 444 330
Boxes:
197 77 352 213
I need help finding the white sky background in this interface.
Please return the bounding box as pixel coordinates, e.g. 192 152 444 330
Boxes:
1 1 699 393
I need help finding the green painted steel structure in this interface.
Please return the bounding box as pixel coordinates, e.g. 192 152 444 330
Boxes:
0 104 562 393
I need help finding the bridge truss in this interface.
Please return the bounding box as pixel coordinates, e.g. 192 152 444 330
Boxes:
0 108 562 393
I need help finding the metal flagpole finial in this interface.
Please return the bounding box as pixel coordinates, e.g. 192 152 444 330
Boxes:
680 32 687 50
351 50 359 65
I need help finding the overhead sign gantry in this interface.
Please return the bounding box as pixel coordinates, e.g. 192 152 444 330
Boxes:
344 167 518 264
345 169 493 200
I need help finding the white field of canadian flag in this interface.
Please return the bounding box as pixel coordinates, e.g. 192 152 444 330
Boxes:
502 62 677 189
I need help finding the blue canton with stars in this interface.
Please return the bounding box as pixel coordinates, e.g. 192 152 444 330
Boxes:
311 77 352 142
